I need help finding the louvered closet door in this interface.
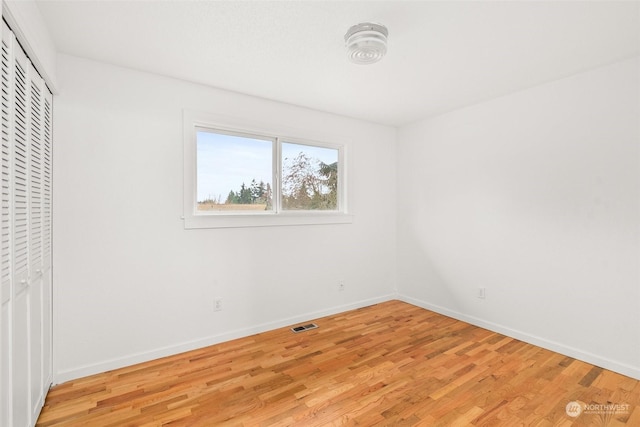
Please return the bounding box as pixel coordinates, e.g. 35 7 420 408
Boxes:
28 60 53 420
41 82 52 397
0 21 14 427
28 61 45 422
0 19 53 427
12 32 32 427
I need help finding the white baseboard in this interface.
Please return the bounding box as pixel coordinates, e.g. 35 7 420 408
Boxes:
54 294 396 384
397 294 640 381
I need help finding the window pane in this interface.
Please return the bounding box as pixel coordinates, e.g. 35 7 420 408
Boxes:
197 129 273 212
281 142 339 211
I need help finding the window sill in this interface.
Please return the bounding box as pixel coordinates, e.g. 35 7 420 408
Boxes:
183 213 354 229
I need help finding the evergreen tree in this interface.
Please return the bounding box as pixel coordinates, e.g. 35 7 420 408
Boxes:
238 183 252 204
264 182 273 209
225 190 239 204
318 161 338 209
250 179 265 203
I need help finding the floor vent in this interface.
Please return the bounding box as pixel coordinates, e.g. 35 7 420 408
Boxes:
291 323 318 333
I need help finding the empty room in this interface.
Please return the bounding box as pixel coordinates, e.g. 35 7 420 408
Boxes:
1 0 639 426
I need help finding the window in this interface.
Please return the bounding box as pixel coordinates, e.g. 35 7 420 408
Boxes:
183 110 352 228
196 129 274 213
281 142 339 211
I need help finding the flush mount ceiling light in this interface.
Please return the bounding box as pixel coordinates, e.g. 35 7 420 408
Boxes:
344 22 388 65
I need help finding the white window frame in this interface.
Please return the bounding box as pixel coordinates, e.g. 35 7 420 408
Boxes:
183 110 353 229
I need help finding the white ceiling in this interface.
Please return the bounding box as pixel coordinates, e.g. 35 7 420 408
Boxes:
35 1 639 127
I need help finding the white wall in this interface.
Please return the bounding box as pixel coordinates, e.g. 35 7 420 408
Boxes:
52 54 397 382
397 57 640 379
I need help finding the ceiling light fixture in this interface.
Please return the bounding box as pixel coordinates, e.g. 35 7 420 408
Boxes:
344 22 388 65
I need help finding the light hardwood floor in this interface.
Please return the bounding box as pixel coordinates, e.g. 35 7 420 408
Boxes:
37 301 640 426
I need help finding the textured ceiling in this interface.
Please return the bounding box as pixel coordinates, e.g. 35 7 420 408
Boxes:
36 1 640 126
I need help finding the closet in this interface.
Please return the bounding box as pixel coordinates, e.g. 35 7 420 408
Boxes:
1 19 53 427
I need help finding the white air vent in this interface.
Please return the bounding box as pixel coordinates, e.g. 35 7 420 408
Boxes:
291 323 318 333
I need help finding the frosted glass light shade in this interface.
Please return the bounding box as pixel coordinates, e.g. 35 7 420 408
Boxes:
344 22 388 65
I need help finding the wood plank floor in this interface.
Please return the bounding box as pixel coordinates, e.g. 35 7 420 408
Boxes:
37 300 640 426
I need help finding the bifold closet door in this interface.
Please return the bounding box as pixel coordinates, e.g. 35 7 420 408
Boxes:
0 21 18 427
41 66 53 419
1 21 12 427
0 20 53 427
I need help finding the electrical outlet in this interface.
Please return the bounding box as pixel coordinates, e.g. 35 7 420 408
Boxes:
338 280 345 291
214 298 223 311
477 288 485 299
